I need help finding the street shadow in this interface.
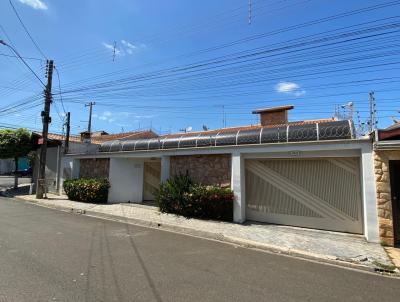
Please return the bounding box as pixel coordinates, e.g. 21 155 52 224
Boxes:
120 206 163 302
0 184 30 198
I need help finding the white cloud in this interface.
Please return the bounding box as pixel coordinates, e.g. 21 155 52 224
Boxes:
275 82 299 93
275 81 306 96
121 40 137 50
97 111 117 123
18 0 48 10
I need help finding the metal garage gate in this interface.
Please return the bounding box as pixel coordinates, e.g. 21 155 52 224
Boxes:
245 158 363 234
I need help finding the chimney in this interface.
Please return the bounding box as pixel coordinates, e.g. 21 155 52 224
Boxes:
80 131 91 143
252 105 294 126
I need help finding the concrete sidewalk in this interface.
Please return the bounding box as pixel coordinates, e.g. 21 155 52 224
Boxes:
8 190 397 273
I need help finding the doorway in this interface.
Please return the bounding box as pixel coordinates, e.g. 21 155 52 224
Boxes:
143 161 161 201
389 160 400 246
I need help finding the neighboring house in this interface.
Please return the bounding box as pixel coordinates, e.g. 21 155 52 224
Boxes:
0 157 30 175
373 123 400 246
62 105 381 243
33 129 158 194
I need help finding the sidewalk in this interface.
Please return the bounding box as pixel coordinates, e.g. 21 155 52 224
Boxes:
7 189 398 273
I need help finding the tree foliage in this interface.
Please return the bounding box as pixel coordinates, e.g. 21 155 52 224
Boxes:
0 128 32 159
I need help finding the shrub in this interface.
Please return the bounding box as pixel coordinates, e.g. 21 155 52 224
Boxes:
156 174 233 221
63 178 110 203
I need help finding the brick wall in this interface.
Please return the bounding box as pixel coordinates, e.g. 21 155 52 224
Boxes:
374 150 400 246
79 158 110 179
260 110 288 126
170 154 231 187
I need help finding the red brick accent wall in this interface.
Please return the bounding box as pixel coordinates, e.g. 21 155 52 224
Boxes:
170 154 231 187
79 158 110 179
260 111 288 126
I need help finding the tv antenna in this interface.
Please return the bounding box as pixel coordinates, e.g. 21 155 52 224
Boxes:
248 0 252 24
112 41 117 62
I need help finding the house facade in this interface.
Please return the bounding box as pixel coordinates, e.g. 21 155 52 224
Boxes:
62 106 381 243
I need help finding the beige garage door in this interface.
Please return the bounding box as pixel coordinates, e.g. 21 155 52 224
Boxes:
245 158 363 234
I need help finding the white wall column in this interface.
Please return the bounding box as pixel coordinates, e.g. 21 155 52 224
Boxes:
161 155 170 183
360 144 380 242
231 151 245 223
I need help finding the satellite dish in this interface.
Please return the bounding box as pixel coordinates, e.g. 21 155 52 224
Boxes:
179 126 193 133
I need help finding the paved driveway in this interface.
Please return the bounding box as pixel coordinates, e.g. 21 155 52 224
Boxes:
0 196 399 302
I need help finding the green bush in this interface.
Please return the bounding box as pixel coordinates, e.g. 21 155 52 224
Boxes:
63 178 110 203
156 174 233 221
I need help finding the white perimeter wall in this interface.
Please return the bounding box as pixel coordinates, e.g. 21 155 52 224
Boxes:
108 158 144 203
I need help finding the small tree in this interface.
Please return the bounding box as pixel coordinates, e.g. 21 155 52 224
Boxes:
0 128 32 188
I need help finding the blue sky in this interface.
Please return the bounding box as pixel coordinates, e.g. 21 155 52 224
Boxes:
0 0 399 135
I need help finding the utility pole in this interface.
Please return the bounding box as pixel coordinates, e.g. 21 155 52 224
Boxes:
369 91 376 133
64 112 70 154
36 60 54 199
85 101 95 134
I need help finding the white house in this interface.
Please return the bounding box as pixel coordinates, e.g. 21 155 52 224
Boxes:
61 105 380 243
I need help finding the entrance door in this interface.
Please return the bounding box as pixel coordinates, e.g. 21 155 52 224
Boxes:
143 161 161 201
389 160 400 246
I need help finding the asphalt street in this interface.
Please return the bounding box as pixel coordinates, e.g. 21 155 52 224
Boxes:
0 196 399 302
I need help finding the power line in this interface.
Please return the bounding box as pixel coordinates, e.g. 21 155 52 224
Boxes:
53 66 66 114
9 0 47 59
0 40 45 87
0 52 43 61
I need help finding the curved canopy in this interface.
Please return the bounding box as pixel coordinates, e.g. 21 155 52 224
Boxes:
99 120 354 153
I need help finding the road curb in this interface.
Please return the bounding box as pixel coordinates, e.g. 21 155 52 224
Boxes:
10 195 400 277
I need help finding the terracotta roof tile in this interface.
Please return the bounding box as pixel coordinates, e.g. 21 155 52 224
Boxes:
91 130 158 143
35 130 158 144
160 118 335 138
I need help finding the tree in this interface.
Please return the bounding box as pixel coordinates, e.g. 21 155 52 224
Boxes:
0 128 32 189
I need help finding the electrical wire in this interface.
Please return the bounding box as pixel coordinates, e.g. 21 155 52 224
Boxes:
8 0 47 59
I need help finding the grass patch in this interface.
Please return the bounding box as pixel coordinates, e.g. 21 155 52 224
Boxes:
372 260 397 272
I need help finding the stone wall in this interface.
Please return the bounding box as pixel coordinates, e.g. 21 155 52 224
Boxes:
170 154 231 187
374 150 400 246
79 158 110 179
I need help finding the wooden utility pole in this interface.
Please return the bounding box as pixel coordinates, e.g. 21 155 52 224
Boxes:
85 101 95 134
65 111 70 154
36 60 54 199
